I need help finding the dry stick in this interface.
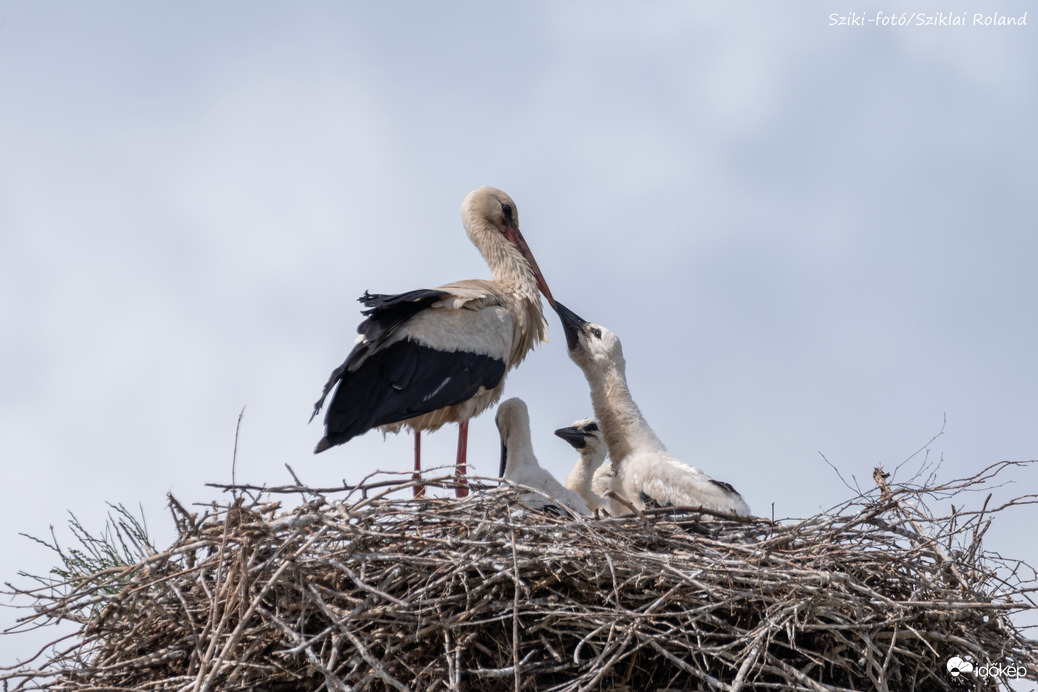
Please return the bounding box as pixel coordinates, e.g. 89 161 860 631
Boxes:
645 639 729 690
606 490 640 518
163 579 205 670
728 635 763 692
342 629 408 692
571 627 636 692
204 472 479 499
873 467 969 589
181 504 239 692
760 657 858 692
444 628 459 690
196 524 330 692
231 405 245 492
510 528 521 692
880 625 899 681
968 493 993 562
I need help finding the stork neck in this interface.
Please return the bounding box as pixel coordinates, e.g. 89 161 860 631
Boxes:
466 217 539 301
566 451 596 495
586 360 665 464
489 250 539 303
504 429 537 475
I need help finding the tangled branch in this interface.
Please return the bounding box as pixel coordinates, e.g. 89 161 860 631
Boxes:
3 462 1036 691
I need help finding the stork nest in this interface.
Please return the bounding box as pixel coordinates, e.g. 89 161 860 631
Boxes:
3 462 1037 691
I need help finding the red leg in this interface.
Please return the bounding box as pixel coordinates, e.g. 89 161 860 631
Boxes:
455 420 469 498
412 431 425 498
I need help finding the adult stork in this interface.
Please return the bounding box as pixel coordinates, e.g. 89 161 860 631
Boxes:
554 418 612 514
310 187 557 497
554 303 751 516
496 398 589 515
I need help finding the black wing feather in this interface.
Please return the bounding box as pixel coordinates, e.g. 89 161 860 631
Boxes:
709 479 740 496
640 492 666 510
315 339 505 452
310 289 450 423
357 290 449 340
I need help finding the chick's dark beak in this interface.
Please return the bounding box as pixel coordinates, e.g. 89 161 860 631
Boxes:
498 440 508 479
553 425 589 450
554 301 589 351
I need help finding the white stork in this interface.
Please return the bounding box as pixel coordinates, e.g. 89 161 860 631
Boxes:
554 418 612 514
496 398 589 515
554 303 751 516
310 187 557 497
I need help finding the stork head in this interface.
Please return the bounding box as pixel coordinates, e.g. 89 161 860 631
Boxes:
554 417 606 461
464 186 520 232
554 301 625 372
462 187 557 309
553 418 600 450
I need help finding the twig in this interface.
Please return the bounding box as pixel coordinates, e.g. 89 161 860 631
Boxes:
3 463 1036 691
231 405 245 493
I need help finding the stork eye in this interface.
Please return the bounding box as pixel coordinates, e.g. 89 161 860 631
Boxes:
500 202 514 225
589 327 602 339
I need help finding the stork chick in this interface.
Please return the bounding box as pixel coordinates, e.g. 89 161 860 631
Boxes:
496 398 589 515
554 418 612 514
554 303 751 516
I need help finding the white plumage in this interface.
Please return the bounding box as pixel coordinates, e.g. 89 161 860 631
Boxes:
591 463 612 502
555 303 751 516
496 398 589 515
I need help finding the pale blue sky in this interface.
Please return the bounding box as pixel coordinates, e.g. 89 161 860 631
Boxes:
2 1 1035 665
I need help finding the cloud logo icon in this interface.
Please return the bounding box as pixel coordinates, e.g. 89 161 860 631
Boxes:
946 656 974 677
